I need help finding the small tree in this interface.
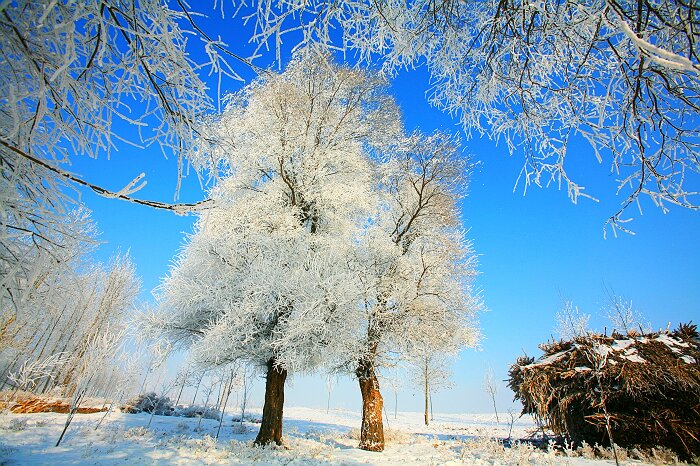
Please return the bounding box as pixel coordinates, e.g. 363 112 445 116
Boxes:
216 366 237 439
173 365 192 406
555 300 591 340
238 366 253 425
325 374 336 414
483 368 500 424
384 367 403 420
603 288 651 335
409 351 454 426
195 375 218 430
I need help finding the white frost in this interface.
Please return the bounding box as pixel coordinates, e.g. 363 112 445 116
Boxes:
525 349 570 368
622 353 646 364
655 334 689 354
612 339 635 351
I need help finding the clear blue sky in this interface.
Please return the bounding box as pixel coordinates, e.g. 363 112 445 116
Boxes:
68 5 700 414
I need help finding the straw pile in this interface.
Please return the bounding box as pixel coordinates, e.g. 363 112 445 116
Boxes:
508 323 700 460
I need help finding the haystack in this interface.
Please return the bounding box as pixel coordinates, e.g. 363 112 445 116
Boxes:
508 323 700 460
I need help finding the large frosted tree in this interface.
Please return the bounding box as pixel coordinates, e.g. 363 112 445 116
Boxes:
157 48 399 446
350 132 481 450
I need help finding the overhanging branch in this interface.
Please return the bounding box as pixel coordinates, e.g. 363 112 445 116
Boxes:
0 139 214 214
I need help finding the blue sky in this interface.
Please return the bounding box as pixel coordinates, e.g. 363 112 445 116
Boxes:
67 6 700 414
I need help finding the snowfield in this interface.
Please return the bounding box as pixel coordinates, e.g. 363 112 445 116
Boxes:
0 407 664 465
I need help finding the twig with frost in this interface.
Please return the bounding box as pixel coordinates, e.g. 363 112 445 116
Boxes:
0 140 213 215
483 368 499 423
8 352 71 397
216 366 237 440
56 328 123 446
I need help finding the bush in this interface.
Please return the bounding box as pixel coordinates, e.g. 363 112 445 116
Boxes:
120 392 174 416
175 405 220 421
120 393 224 421
230 414 261 424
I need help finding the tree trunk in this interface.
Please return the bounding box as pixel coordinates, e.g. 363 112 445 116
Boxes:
175 374 187 406
191 372 203 405
430 391 434 421
424 374 429 426
356 358 385 452
254 357 287 446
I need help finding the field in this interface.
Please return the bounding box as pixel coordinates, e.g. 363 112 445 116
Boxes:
0 406 671 465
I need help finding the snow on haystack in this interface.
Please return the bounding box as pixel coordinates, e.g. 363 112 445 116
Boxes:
508 323 700 461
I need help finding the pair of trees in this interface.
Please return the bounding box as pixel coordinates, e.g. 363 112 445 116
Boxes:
554 290 651 340
157 48 481 450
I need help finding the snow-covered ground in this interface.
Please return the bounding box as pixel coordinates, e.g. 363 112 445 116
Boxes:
0 407 665 465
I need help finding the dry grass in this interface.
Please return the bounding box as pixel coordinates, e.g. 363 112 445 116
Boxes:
0 391 108 414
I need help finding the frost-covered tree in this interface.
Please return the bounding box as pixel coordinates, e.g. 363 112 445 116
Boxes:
0 1 231 213
1 2 217 383
0 210 140 400
157 48 399 446
350 132 481 451
384 367 403 420
241 0 700 232
555 300 591 340
483 368 500 424
409 349 454 426
603 289 651 334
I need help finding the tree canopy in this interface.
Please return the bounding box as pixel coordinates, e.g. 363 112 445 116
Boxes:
242 0 700 233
